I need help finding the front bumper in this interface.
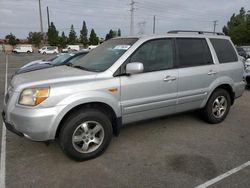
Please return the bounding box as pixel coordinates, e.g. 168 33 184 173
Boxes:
3 99 65 141
2 111 24 137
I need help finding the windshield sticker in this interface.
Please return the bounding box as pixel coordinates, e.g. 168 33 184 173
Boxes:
113 45 131 50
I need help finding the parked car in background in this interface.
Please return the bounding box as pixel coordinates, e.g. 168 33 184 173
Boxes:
62 45 80 53
236 46 249 59
39 46 59 54
88 45 98 50
241 46 250 57
15 51 89 75
244 58 250 86
12 45 33 53
3 31 245 161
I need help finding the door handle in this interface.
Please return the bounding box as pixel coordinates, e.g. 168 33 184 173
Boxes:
207 70 217 75
164 75 176 82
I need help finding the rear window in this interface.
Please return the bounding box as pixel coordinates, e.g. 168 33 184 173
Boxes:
176 38 213 67
210 39 238 63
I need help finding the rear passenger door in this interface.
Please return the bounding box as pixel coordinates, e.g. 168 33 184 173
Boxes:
176 38 217 112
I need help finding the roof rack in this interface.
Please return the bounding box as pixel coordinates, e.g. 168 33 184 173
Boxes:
167 30 225 36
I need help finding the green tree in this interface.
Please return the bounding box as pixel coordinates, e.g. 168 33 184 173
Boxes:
5 33 18 46
27 32 43 47
117 28 121 37
105 29 117 40
89 29 99 45
47 22 59 46
223 7 250 45
68 24 77 44
80 21 88 47
58 31 67 48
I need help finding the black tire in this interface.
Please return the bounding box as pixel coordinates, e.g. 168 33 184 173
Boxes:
201 88 231 124
27 51 31 53
59 108 112 161
43 52 46 54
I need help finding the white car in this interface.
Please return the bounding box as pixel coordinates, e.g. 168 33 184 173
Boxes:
88 45 98 50
39 46 59 54
12 45 33 53
62 45 80 53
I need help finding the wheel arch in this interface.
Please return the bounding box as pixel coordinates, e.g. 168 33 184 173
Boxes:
55 102 122 139
204 83 235 107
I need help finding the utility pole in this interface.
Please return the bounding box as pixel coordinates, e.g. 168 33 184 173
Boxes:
213 20 218 34
138 21 146 35
129 0 135 36
47 6 50 28
38 0 44 34
153 15 156 34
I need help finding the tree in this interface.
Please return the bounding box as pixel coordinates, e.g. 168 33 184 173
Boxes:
47 22 59 46
80 21 88 47
105 29 117 40
89 29 99 45
117 28 121 37
5 33 18 46
27 32 43 47
223 7 250 45
58 31 67 48
68 24 77 44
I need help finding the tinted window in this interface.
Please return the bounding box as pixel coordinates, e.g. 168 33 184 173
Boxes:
210 39 238 63
129 39 174 72
176 38 213 67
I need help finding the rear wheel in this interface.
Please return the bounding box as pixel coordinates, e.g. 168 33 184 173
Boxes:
27 51 31 53
59 109 112 161
201 88 231 124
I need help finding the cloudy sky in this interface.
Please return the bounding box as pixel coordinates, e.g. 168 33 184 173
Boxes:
0 0 249 39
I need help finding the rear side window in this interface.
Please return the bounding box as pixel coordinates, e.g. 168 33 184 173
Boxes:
210 39 238 63
176 38 213 68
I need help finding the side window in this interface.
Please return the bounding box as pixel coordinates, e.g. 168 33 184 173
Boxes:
210 38 238 63
176 38 213 68
128 39 174 72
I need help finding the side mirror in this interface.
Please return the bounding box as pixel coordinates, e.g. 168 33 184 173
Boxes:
126 62 144 75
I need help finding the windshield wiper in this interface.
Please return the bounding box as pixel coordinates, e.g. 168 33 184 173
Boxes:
72 65 92 71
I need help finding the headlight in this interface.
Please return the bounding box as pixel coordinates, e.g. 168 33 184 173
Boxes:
18 88 50 106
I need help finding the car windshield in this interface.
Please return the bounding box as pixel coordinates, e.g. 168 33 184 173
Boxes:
68 38 138 72
50 53 75 65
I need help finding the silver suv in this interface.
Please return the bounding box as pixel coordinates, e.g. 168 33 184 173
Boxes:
3 31 245 161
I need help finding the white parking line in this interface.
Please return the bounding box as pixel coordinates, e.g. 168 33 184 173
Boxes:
195 161 250 188
0 54 8 188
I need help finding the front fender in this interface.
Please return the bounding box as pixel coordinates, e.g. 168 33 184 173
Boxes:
48 90 121 139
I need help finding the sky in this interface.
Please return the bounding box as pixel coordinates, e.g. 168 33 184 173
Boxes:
0 0 250 39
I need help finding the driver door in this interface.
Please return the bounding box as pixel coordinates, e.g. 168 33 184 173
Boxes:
120 39 178 124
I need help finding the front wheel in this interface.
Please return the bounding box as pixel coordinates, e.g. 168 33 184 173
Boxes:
59 109 112 161
201 88 231 124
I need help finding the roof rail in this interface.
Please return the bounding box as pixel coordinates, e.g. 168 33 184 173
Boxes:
168 30 225 36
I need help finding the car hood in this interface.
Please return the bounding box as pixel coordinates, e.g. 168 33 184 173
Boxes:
11 65 98 92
